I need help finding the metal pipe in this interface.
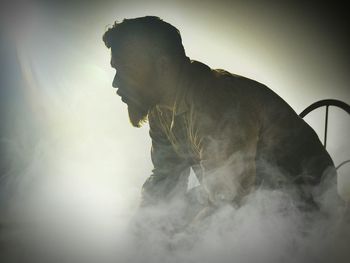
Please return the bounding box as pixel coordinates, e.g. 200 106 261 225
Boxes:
324 105 329 149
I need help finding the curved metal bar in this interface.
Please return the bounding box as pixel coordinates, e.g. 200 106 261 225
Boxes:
299 99 350 118
324 106 329 148
299 99 350 167
336 160 350 171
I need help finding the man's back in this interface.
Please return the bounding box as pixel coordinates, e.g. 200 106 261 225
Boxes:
192 61 335 181
212 69 334 186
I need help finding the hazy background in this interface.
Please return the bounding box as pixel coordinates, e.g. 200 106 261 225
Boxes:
0 0 349 262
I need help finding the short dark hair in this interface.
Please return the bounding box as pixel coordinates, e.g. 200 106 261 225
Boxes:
102 16 186 61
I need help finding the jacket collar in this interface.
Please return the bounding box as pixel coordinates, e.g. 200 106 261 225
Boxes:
155 59 210 116
173 59 193 116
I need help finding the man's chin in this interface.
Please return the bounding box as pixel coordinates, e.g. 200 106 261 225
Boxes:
127 103 149 128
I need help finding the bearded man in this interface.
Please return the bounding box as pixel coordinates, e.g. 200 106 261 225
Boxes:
102 16 336 212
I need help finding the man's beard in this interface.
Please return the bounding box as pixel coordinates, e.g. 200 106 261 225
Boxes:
127 102 150 128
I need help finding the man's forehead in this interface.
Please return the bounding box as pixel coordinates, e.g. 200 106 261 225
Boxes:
112 36 152 57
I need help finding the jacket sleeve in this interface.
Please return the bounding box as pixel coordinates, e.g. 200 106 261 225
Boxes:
140 108 191 206
193 80 260 207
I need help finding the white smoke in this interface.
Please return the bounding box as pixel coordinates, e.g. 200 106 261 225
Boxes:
1 135 349 263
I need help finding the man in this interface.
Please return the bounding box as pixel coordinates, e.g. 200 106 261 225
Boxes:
103 16 336 211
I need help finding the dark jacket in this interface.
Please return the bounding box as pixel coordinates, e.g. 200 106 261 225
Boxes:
141 60 335 206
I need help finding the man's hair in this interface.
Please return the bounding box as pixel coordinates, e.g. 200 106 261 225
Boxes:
102 16 186 61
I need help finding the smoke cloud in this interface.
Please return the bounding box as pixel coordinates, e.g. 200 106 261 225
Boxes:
1 153 349 263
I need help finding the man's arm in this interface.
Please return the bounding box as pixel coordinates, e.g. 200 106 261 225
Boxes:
199 122 258 207
192 79 260 208
140 108 191 206
186 101 259 225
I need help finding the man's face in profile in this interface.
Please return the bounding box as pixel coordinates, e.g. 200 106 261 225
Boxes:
110 40 159 127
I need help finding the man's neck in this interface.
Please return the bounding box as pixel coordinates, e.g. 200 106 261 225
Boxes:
157 58 190 110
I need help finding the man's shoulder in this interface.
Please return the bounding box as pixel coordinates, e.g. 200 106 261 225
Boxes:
212 67 267 92
189 61 266 95
187 62 265 110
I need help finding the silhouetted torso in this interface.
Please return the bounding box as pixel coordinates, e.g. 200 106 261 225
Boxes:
142 60 335 206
